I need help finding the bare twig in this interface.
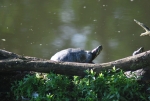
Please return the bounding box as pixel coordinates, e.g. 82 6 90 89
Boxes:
134 19 150 36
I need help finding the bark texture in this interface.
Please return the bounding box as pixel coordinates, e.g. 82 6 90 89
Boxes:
0 49 150 76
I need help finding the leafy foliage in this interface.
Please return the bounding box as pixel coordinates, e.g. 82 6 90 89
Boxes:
11 67 150 101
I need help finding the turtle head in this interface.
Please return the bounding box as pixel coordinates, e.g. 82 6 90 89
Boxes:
132 47 144 56
91 45 103 61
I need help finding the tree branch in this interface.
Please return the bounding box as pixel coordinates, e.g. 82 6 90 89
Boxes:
0 49 150 76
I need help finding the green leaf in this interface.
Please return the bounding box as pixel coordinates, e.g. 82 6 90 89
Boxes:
112 66 116 71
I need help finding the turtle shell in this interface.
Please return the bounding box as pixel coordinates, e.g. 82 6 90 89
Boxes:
51 48 93 63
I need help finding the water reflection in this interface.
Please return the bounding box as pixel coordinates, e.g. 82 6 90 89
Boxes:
0 0 150 63
60 0 75 23
108 39 119 49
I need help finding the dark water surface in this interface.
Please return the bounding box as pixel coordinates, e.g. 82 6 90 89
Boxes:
0 0 150 63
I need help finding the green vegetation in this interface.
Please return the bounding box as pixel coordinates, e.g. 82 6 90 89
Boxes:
11 67 150 101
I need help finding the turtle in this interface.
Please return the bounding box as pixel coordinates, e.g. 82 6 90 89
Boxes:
50 45 102 63
132 47 144 56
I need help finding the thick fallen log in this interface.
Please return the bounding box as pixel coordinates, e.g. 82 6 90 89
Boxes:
0 49 150 77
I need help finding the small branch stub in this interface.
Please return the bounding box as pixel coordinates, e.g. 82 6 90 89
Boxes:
134 19 150 36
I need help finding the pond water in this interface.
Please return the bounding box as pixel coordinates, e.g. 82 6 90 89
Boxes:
0 0 150 63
